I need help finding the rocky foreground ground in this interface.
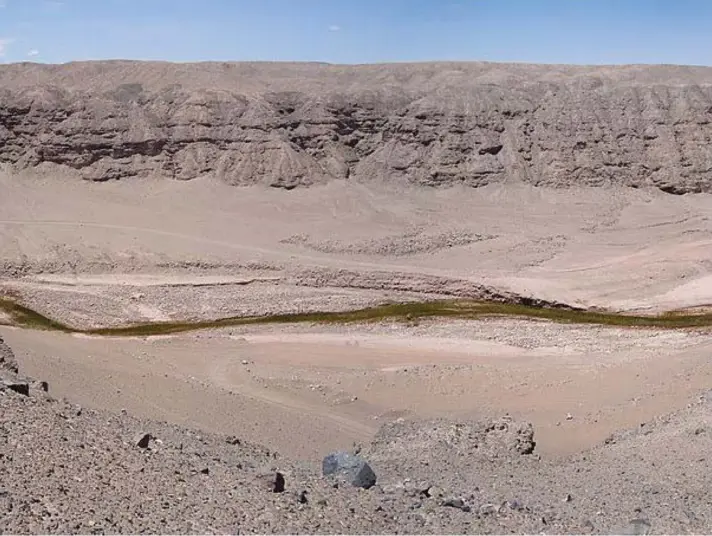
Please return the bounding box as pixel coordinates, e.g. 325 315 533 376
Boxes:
2 333 711 535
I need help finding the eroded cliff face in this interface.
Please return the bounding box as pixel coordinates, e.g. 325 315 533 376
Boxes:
0 61 711 192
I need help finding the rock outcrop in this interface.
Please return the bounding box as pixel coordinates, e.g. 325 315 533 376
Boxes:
0 335 19 374
1 61 712 193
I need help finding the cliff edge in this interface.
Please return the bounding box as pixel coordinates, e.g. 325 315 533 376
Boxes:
1 61 711 192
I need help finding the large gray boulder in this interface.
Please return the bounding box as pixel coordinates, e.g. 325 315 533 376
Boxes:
322 451 376 489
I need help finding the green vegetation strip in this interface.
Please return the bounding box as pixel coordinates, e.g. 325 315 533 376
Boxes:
2 296 712 336
0 297 73 332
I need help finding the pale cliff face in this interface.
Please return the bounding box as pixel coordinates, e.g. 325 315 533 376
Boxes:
0 60 711 193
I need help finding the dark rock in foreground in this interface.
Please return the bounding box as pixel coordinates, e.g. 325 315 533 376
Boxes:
322 451 377 489
133 432 152 449
1 379 29 396
257 469 286 493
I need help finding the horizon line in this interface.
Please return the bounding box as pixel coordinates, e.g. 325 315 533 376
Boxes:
2 58 712 69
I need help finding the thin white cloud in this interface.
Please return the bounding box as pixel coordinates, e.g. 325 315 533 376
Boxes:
0 38 14 57
328 24 341 32
42 0 64 10
27 49 39 57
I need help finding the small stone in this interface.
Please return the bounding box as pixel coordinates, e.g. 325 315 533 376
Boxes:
479 503 497 515
616 518 652 535
297 490 308 504
424 485 443 499
241 360 249 365
134 433 152 449
225 436 241 445
200 468 209 475
2 380 29 396
563 493 573 503
442 498 468 510
258 471 285 493
506 499 523 510
566 413 574 421
32 380 49 393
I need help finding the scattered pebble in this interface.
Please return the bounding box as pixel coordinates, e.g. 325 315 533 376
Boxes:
257 470 286 493
134 433 152 449
479 503 497 515
442 497 469 511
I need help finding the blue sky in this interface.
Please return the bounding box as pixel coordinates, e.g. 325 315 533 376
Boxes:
1 0 712 65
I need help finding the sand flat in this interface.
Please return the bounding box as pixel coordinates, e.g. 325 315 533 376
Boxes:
1 173 712 459
3 319 710 459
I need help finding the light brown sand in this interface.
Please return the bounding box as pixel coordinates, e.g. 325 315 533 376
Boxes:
2 174 711 460
3 318 710 459
2 174 711 321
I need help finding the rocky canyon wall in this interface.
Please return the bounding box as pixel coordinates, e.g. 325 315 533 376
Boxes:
0 61 711 192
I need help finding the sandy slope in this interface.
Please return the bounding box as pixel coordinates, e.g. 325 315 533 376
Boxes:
4 317 711 460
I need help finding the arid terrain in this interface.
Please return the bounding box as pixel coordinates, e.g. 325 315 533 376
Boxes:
1 61 712 534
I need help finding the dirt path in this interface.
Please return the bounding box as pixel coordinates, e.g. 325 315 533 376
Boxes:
0 219 491 279
207 354 376 438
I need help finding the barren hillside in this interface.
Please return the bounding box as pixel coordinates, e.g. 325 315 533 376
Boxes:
1 61 712 192
3 331 712 534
